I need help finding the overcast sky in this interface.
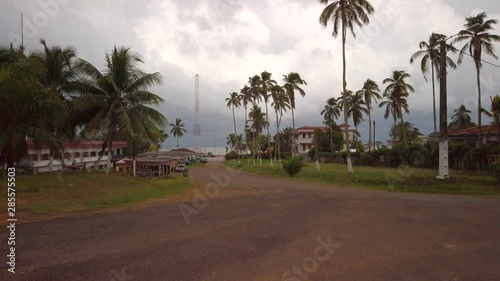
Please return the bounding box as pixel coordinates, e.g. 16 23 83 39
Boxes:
1 0 500 148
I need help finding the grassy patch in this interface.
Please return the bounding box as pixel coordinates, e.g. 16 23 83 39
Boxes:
0 173 192 215
187 162 205 168
224 160 500 196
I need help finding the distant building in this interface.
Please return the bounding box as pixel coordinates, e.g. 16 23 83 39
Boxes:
293 125 357 154
19 141 128 173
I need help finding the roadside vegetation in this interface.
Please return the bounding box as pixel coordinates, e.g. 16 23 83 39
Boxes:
224 160 500 196
0 173 192 215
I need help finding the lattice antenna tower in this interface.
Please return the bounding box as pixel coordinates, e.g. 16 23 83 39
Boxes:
193 74 201 153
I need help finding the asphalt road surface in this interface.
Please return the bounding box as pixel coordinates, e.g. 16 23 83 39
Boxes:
2 162 500 281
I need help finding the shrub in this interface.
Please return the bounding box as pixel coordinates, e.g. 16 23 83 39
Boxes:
490 160 500 189
281 157 306 177
224 151 239 160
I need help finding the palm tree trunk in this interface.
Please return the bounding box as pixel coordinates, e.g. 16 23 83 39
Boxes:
265 103 273 167
94 141 107 170
431 62 437 134
106 138 113 174
244 106 248 162
48 150 54 173
252 129 256 165
232 105 240 163
177 136 179 149
132 138 136 177
368 106 372 151
291 106 296 156
401 114 407 146
259 132 262 165
342 25 353 173
476 64 482 147
275 110 280 162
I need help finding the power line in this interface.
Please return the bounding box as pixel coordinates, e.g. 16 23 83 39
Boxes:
459 51 500 69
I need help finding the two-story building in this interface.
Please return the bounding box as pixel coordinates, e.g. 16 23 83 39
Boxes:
19 141 128 173
293 125 357 154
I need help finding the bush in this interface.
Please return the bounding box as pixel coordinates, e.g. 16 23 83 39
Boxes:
281 157 306 177
490 160 500 189
224 151 239 160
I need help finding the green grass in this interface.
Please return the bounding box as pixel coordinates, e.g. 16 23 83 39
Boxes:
224 160 500 196
187 162 205 168
0 173 193 215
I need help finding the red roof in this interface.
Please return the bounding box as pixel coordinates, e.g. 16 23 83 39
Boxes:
339 124 350 128
26 140 128 150
449 125 499 137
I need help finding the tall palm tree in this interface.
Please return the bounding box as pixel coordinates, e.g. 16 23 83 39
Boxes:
271 84 290 162
454 12 500 147
71 46 167 173
382 70 414 145
283 72 307 155
347 91 368 139
260 71 277 166
450 105 473 130
321 97 341 153
225 92 241 161
239 85 252 157
34 39 78 172
248 75 263 103
319 0 375 173
356 79 381 150
248 105 268 165
170 118 187 149
410 33 457 134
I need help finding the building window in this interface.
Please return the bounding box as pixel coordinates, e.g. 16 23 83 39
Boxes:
64 153 71 159
302 145 306 151
303 133 306 139
91 151 97 157
308 133 312 139
83 152 89 157
33 154 39 161
74 152 81 158
42 154 49 160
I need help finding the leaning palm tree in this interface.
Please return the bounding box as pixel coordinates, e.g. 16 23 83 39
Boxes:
450 105 473 130
225 92 241 162
356 79 381 150
260 71 277 166
319 0 375 173
382 70 414 145
271 84 290 162
410 33 457 134
71 46 167 173
170 118 187 149
454 12 500 147
283 72 307 155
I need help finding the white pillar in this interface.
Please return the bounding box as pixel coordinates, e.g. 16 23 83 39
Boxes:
437 140 449 179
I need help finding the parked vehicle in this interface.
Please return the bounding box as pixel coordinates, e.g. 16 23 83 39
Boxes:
201 158 208 163
175 164 186 172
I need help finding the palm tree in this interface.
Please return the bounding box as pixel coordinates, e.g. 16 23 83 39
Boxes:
248 105 268 165
71 46 167 173
347 91 368 140
271 84 290 162
34 39 78 172
239 85 252 158
260 71 277 166
382 70 414 145
410 33 457 135
319 0 375 173
356 79 381 150
321 97 341 153
170 118 187 149
225 92 241 161
0 46 66 168
450 105 473 131
454 12 500 147
482 95 500 145
282 72 307 155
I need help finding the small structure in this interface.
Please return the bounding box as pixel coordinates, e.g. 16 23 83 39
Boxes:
449 125 499 146
117 156 182 177
20 141 128 173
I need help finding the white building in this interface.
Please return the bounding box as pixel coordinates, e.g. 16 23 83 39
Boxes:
19 141 128 173
293 125 357 154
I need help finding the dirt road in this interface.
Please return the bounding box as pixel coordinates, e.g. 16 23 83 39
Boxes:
2 162 500 281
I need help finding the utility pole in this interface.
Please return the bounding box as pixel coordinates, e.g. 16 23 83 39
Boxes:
21 13 24 53
438 40 449 179
373 121 376 150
